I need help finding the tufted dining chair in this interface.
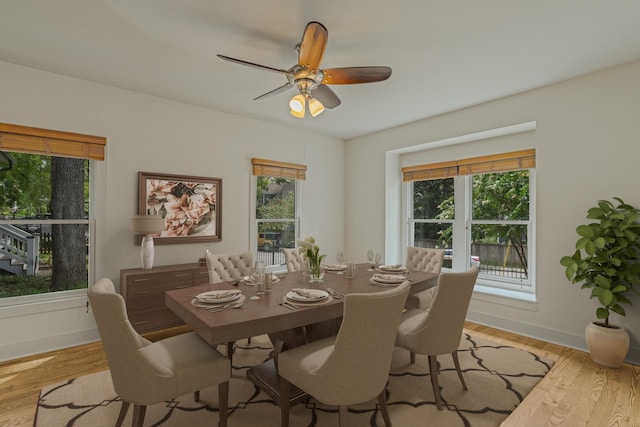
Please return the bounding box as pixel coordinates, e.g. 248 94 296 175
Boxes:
205 251 255 351
282 247 305 272
278 281 411 427
404 247 445 309
395 266 479 410
88 278 230 427
205 251 254 283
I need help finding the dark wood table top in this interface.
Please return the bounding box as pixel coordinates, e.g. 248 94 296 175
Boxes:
165 263 436 347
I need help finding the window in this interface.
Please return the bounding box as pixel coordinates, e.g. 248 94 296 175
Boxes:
251 158 305 270
405 150 535 293
0 123 104 301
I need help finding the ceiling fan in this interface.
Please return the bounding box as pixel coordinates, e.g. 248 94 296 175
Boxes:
217 21 392 118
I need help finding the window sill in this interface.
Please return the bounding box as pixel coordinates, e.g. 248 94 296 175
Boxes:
472 284 538 312
0 289 87 319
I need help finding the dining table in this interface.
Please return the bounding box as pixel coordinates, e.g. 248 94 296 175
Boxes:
165 262 438 406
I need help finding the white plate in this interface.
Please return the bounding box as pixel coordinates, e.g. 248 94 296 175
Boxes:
287 289 329 302
192 294 246 308
323 264 346 271
241 274 280 286
378 265 406 273
195 290 242 303
371 274 405 284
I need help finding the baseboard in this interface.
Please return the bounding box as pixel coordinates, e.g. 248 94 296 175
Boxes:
0 327 100 363
467 309 640 366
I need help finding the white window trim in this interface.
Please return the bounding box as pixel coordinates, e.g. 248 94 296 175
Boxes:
387 121 537 303
250 175 302 272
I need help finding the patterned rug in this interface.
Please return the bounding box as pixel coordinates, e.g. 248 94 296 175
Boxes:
34 333 554 427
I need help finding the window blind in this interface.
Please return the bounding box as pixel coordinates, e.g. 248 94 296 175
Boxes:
251 158 307 180
0 123 106 161
402 149 535 182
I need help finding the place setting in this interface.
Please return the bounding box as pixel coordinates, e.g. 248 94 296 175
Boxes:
280 287 333 309
190 289 246 311
369 273 406 287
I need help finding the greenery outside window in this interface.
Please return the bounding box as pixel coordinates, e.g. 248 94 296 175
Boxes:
405 150 535 293
0 123 105 301
251 158 304 269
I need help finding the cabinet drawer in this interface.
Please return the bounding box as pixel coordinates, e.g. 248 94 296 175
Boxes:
128 308 183 333
125 280 192 302
127 270 195 286
194 267 210 285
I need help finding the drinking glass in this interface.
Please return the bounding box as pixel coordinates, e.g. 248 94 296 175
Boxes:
249 261 265 300
367 250 374 271
336 251 345 265
374 252 382 268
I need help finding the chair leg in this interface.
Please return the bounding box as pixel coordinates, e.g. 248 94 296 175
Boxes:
410 351 416 364
115 400 129 427
428 355 443 410
378 391 393 427
247 336 252 344
280 377 292 427
194 390 200 402
218 381 229 427
338 405 349 427
131 404 147 427
451 351 468 390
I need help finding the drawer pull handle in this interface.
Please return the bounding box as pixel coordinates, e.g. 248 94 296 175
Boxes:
175 273 190 277
132 320 149 326
133 278 150 283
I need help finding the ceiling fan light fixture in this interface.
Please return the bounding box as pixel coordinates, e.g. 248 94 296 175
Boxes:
308 97 325 117
289 93 306 118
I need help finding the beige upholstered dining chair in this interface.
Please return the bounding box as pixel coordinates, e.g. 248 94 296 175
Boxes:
205 251 255 350
205 251 254 282
282 247 305 272
404 246 445 309
278 281 411 427
88 278 230 427
395 266 479 410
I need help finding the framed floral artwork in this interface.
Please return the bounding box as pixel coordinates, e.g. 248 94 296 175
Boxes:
138 172 222 244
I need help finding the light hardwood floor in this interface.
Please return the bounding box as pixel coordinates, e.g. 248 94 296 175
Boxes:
1 322 638 427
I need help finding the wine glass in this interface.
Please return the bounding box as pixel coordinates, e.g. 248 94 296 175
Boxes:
374 252 382 268
336 251 345 266
367 250 374 271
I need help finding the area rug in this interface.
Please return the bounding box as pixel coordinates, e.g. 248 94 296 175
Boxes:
34 333 554 427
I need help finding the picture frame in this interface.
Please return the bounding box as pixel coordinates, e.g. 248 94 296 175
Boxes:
138 172 222 244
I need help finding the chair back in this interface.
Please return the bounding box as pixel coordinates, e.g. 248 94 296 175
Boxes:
402 266 478 355
205 252 253 282
283 248 305 272
88 278 172 401
314 281 410 404
405 246 445 274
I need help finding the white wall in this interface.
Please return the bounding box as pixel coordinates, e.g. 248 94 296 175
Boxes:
0 61 344 361
346 59 640 364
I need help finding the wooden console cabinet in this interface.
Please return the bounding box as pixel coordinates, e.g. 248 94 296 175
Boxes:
120 263 209 333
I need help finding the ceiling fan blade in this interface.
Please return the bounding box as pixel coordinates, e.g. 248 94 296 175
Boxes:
298 21 328 72
321 66 392 84
311 85 341 109
253 83 294 100
217 54 292 76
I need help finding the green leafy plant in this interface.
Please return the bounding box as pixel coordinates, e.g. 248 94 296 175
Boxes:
560 197 640 327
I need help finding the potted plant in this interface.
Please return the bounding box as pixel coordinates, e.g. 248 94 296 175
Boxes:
560 197 640 367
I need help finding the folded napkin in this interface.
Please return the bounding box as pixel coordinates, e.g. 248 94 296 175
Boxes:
242 273 279 283
324 263 346 270
292 288 326 299
379 264 406 271
196 289 241 301
372 274 405 283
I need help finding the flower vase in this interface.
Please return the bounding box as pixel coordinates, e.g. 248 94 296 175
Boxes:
306 257 325 283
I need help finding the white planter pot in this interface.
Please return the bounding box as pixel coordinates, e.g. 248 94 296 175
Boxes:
585 322 630 368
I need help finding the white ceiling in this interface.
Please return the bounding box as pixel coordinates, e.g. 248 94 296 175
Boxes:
2 0 640 140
